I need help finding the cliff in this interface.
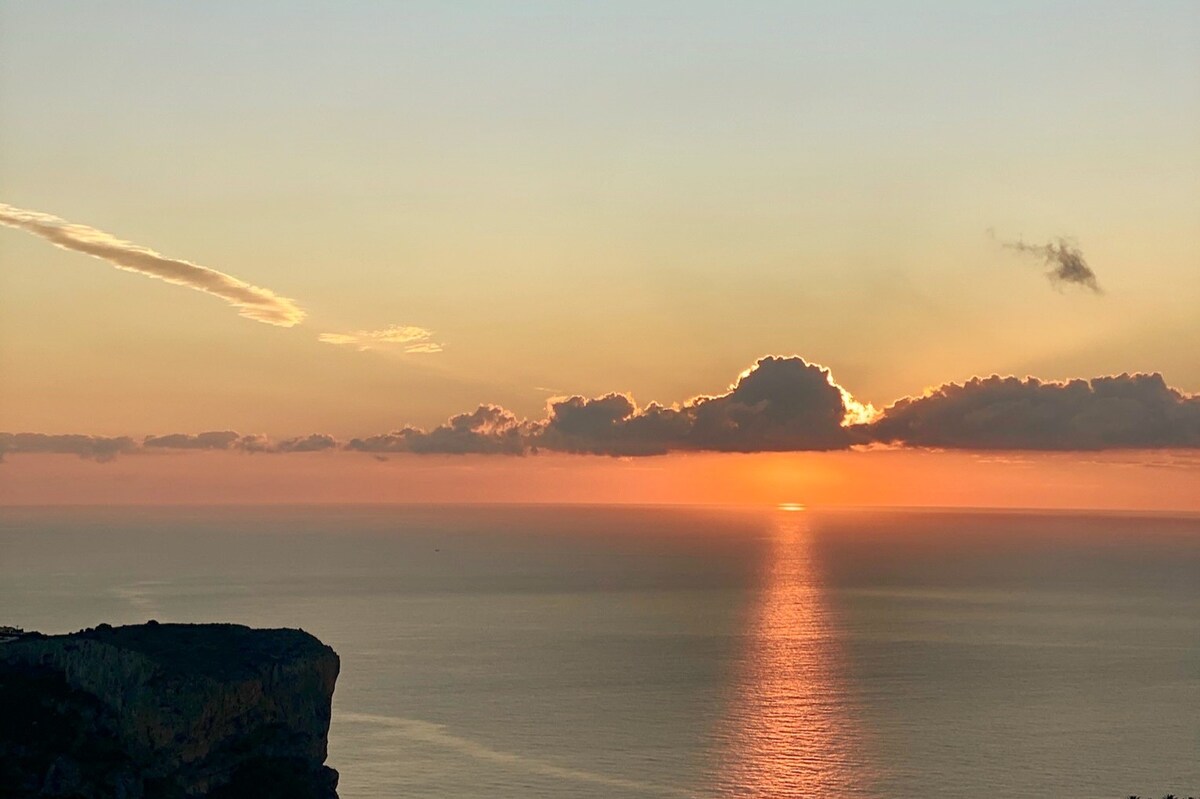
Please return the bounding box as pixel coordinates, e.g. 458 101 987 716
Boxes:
0 622 339 799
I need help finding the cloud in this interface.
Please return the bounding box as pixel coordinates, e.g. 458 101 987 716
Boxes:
679 356 874 451
0 202 454 357
143 431 337 454
402 342 444 354
318 325 442 353
1 429 339 461
996 233 1102 293
866 373 1200 450
530 393 675 456
348 405 528 454
142 431 267 452
274 433 339 452
143 431 242 450
0 433 138 462
532 356 869 455
4 359 1198 461
0 202 305 326
3 356 864 460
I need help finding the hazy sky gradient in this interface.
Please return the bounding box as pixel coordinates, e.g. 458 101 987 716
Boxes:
1 2 1198 505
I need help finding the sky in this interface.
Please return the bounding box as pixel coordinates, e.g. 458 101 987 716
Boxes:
1 2 1198 507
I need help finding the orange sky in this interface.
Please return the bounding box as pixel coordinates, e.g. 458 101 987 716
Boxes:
2 5 1198 511
3 449 1196 511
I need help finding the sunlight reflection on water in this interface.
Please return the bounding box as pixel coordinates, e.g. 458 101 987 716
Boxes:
712 512 875 797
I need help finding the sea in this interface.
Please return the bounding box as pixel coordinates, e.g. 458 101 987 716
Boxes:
1 505 1197 799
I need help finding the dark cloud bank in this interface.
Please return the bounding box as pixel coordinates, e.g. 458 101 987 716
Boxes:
870 373 1200 450
348 356 858 457
4 356 1199 462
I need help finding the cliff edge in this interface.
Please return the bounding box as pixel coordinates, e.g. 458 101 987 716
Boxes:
0 622 339 799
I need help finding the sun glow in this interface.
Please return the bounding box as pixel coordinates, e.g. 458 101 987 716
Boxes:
837 385 878 427
777 502 807 512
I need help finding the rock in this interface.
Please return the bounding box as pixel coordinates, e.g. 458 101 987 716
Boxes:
0 622 340 798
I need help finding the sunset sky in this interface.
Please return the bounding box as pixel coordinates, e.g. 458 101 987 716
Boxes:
2 2 1198 507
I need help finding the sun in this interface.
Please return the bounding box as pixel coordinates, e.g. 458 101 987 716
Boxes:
777 502 807 512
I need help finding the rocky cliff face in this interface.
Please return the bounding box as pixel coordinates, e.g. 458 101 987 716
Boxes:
0 622 339 799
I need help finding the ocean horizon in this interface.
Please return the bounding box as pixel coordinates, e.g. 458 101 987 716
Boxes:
3 504 1197 798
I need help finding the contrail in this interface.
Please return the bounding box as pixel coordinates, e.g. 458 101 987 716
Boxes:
0 202 305 326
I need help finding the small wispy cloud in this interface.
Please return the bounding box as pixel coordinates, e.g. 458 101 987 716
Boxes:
318 325 442 353
401 342 445 354
992 231 1102 294
0 202 306 326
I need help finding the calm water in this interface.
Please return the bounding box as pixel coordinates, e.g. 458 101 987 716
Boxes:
1 505 1197 798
